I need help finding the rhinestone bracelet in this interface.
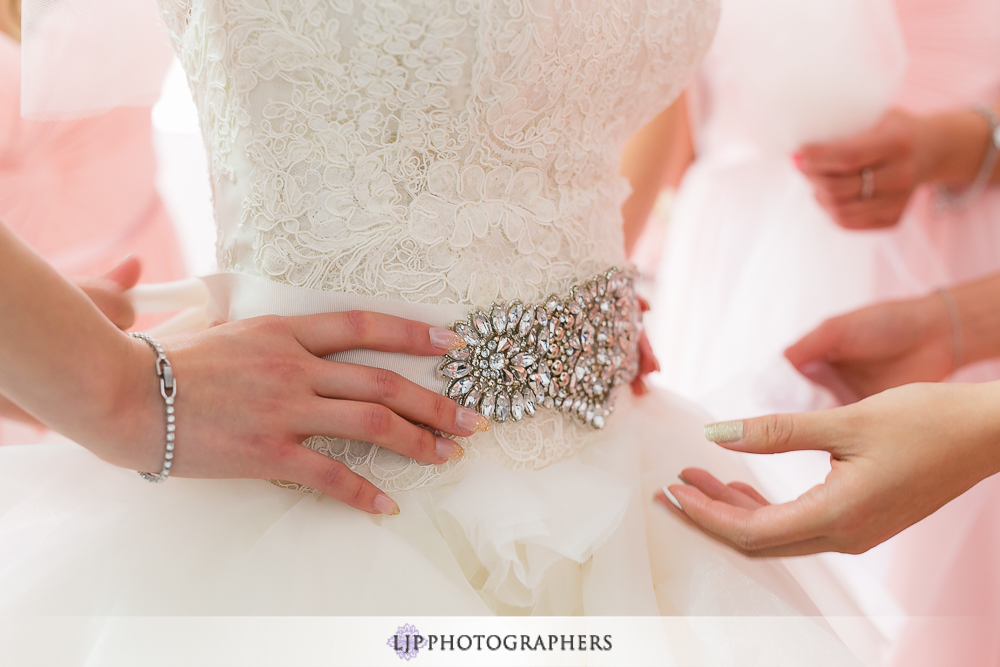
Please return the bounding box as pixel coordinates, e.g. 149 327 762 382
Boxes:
129 332 177 483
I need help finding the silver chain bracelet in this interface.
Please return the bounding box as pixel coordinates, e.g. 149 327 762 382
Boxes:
129 332 177 483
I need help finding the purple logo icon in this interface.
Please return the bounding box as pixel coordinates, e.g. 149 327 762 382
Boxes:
387 624 422 661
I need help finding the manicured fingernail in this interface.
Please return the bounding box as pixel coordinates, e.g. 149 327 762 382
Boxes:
677 472 690 484
113 253 135 268
704 421 744 443
373 493 400 515
429 327 465 351
634 378 649 396
792 153 803 169
435 436 464 462
662 486 683 511
456 406 489 433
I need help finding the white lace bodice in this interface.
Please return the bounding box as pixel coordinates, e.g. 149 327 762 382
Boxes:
159 0 717 305
158 0 719 490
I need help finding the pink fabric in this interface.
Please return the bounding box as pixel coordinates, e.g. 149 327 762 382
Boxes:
881 2 1000 665
0 34 186 443
0 34 185 282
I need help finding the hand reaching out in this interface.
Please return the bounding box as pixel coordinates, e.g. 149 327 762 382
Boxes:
632 295 660 396
785 292 955 401
656 382 1000 556
0 256 144 426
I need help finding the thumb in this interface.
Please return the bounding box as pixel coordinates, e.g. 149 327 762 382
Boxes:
103 255 142 290
704 411 841 455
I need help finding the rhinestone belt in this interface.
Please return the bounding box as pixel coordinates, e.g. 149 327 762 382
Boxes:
438 268 640 430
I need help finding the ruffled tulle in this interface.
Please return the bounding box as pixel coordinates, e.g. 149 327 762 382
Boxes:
0 389 866 664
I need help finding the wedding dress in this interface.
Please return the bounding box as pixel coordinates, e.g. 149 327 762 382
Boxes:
0 0 865 663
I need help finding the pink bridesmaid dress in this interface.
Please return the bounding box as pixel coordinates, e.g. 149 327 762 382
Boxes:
648 0 1000 664
0 32 187 443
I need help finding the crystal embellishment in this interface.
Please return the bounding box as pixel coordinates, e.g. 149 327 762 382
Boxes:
438 267 641 430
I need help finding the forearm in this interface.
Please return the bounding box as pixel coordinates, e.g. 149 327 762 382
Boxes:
0 223 158 465
922 102 1000 189
620 92 693 256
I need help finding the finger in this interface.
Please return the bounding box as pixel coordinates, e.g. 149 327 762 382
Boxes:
703 411 842 455
797 127 902 175
103 255 142 290
727 481 771 507
274 446 398 515
806 163 913 205
638 296 650 312
298 398 465 465
311 361 489 437
678 468 762 510
631 376 649 396
667 484 830 552
288 310 465 358
784 318 843 369
822 195 910 230
638 334 659 375
78 279 137 330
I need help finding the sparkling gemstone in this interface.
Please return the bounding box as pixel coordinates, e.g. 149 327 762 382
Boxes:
496 392 510 421
472 311 493 337
442 361 471 379
575 364 587 380
492 304 508 334
167 424 176 433
519 307 535 336
545 296 559 313
512 352 536 368
537 327 550 353
552 359 563 374
501 369 515 384
489 353 506 370
496 337 512 353
454 322 481 346
523 390 536 415
165 451 174 460
543 396 555 409
593 415 605 429
481 390 496 419
537 363 551 385
448 377 474 397
448 346 472 360
536 308 548 327
463 387 482 408
511 392 524 420
507 302 524 330
581 323 595 346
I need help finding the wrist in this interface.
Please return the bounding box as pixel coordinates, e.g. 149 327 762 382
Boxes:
922 110 993 188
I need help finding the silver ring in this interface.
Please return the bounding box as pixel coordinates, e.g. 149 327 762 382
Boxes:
859 167 875 201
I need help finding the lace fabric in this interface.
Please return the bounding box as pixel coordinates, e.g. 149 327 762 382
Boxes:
157 0 719 490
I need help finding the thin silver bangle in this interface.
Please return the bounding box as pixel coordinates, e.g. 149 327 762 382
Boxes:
129 333 177 483
937 288 964 373
936 104 1000 211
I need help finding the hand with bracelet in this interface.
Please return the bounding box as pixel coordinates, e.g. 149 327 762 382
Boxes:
655 273 1000 555
794 103 1000 230
0 221 490 515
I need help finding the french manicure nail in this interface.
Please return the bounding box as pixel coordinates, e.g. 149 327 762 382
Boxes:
704 421 745 443
435 436 465 462
429 327 466 351
373 493 400 515
456 406 490 433
662 486 683 511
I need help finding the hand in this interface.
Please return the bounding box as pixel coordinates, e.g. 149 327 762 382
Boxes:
655 382 1000 556
785 292 954 400
632 296 660 396
74 255 143 330
794 109 936 230
0 256 143 426
95 312 488 516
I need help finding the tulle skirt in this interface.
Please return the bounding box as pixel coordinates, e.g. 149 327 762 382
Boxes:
0 387 865 665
